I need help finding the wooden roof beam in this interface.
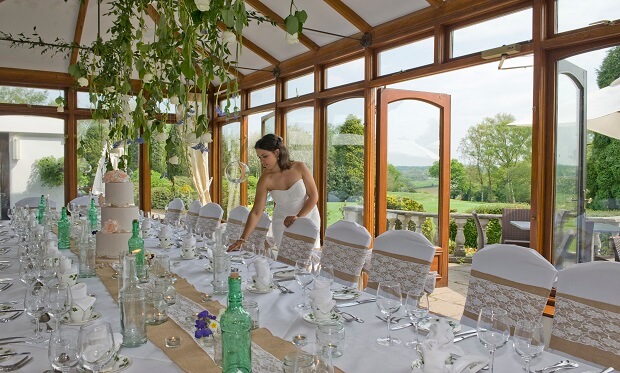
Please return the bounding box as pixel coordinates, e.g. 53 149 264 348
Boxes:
217 21 280 66
426 0 444 9
70 0 89 65
323 0 372 33
245 0 320 51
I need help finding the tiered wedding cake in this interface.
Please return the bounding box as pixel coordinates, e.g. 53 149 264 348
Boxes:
95 170 139 261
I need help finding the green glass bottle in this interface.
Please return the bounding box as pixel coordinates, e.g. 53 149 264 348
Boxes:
88 199 98 231
37 195 46 225
57 207 70 249
128 219 145 280
220 272 252 373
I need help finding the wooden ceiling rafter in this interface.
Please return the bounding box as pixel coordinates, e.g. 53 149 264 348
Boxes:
426 0 445 9
245 0 320 51
217 21 280 66
323 0 372 33
70 0 89 65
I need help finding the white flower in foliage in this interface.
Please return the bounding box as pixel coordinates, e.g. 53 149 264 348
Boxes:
194 0 210 12
142 73 153 84
169 96 180 105
57 105 64 113
168 156 179 165
285 32 299 45
154 132 168 142
200 132 212 143
222 31 236 45
77 77 89 87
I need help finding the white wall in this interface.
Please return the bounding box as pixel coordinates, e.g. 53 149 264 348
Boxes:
2 115 65 206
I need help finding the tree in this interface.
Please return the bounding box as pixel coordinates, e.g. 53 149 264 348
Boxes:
0 86 53 105
596 46 620 88
429 159 467 199
326 114 364 200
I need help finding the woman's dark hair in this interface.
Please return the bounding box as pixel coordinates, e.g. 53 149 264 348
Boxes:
255 134 293 171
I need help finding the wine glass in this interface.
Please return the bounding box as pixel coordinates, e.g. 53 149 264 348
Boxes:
513 320 545 372
46 282 72 330
313 263 334 286
78 322 116 373
49 327 80 372
24 282 48 344
477 308 511 373
404 291 429 349
295 259 314 311
19 257 38 285
36 254 60 286
376 281 402 346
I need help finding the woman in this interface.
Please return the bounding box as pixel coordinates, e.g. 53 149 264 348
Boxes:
228 134 321 251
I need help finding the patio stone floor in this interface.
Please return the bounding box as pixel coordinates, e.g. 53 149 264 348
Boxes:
430 263 471 320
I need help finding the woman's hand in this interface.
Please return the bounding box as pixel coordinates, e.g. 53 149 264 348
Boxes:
227 239 244 252
284 215 298 228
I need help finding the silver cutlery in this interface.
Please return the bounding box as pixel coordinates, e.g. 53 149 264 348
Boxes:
374 315 408 323
275 283 294 294
599 368 615 373
528 360 579 373
0 337 24 342
453 332 478 343
0 283 12 292
0 355 31 372
337 298 376 308
0 352 30 359
0 311 23 323
333 307 364 323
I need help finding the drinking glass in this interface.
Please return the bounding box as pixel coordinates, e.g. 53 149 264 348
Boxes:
49 327 80 372
313 263 334 286
78 322 115 373
46 282 72 330
36 254 60 286
404 291 429 349
24 282 48 344
477 308 511 373
19 257 38 285
295 259 314 311
513 320 545 372
376 281 402 346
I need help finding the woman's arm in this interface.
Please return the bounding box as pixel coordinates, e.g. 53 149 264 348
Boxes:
283 162 319 228
228 176 270 251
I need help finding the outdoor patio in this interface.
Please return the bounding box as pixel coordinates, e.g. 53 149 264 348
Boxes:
431 263 471 320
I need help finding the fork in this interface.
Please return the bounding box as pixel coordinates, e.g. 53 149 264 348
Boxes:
0 355 32 372
275 283 294 294
334 307 364 323
0 283 12 292
0 311 23 323
528 360 579 373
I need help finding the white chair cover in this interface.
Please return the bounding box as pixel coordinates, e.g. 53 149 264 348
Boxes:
185 200 202 231
15 197 58 209
195 203 223 237
276 217 319 266
165 198 185 226
367 230 435 296
224 206 250 244
70 196 99 217
320 220 372 287
247 212 271 250
461 244 557 328
549 261 620 367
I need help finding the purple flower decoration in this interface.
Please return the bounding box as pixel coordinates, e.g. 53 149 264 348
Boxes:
126 139 133 145
176 118 185 125
215 107 225 117
112 141 122 148
191 143 209 154
135 137 145 144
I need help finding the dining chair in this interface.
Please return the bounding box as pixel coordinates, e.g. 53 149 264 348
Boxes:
185 200 202 232
224 205 250 243
549 261 620 367
366 230 436 296
608 236 620 262
319 220 372 288
461 243 557 329
15 196 58 210
246 211 271 250
195 202 223 237
500 208 530 246
165 198 185 226
70 195 99 216
276 217 319 266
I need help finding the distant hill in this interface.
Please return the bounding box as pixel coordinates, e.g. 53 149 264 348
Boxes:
395 165 438 189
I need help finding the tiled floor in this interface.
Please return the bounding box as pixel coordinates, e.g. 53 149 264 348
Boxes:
430 263 471 320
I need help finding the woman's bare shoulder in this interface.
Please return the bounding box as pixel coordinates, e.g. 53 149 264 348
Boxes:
291 161 310 172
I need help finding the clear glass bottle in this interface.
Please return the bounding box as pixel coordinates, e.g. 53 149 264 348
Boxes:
119 254 147 347
128 219 145 280
78 217 96 277
37 194 46 225
88 199 98 232
220 272 252 373
57 207 70 249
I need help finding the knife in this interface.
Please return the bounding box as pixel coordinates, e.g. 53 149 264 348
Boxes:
0 352 31 358
453 332 478 343
337 298 376 308
0 309 25 313
0 336 25 342
599 368 614 373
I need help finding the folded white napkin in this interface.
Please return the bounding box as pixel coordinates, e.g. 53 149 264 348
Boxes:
71 283 96 311
59 257 72 273
447 355 489 373
182 234 196 248
253 258 272 287
141 220 152 231
309 279 335 313
159 225 173 239
420 319 465 373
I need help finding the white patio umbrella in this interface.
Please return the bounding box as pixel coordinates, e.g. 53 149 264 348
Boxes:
511 77 620 140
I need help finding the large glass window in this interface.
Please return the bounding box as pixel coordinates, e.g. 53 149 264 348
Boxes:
285 107 314 172
378 37 434 76
220 122 241 218
451 8 532 58
285 73 314 99
247 111 274 208
325 58 364 89
326 98 365 228
0 86 61 106
249 85 275 108
556 0 620 33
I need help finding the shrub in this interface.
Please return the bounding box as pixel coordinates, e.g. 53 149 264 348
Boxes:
386 195 424 211
34 156 64 187
151 187 173 210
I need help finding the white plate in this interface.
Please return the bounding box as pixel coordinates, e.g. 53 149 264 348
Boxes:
78 354 133 373
273 270 295 280
246 283 276 294
302 312 341 325
61 311 102 326
332 287 361 300
417 318 461 333
0 347 14 362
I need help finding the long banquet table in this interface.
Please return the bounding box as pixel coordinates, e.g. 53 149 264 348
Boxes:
0 222 605 372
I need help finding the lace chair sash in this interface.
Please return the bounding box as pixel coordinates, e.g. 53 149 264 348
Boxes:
321 238 369 284
550 293 620 367
195 218 220 236
185 215 198 230
367 250 431 295
187 211 199 216
165 211 182 225
462 269 551 329
248 229 268 250
225 222 244 243
277 232 315 266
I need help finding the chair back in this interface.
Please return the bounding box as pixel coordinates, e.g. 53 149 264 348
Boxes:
70 196 98 216
320 220 372 287
276 217 319 266
367 230 435 296
15 197 58 209
165 198 185 225
500 208 530 246
185 200 202 231
247 212 271 250
195 203 224 237
609 236 620 262
549 262 620 367
224 206 250 243
554 229 576 268
461 243 557 328
471 211 486 251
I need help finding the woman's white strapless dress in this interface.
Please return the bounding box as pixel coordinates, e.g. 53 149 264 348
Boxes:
270 179 321 248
